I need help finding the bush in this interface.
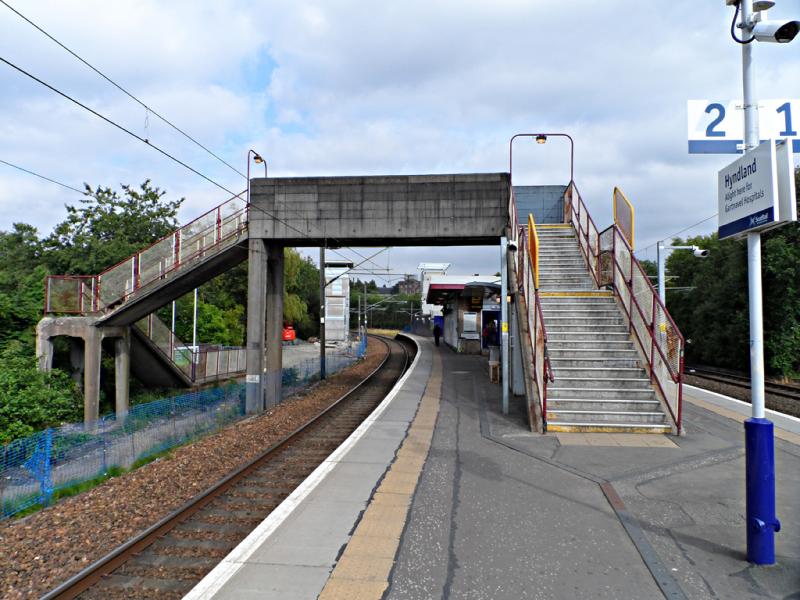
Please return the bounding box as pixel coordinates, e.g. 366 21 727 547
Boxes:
0 342 82 444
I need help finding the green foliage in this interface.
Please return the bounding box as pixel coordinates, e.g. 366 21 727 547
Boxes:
43 180 182 274
664 168 800 377
0 342 82 443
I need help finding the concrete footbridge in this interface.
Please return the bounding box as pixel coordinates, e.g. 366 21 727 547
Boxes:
38 170 685 439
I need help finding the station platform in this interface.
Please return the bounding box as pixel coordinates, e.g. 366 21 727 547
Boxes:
186 335 800 600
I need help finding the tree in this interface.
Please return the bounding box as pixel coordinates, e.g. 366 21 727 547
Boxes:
43 180 183 274
664 167 800 377
0 224 47 349
0 342 81 443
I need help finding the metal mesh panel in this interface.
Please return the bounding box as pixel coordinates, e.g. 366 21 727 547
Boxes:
137 235 177 289
614 188 634 250
46 277 93 313
1 340 366 520
98 259 135 306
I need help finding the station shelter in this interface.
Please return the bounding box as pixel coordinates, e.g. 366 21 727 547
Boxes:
425 276 502 354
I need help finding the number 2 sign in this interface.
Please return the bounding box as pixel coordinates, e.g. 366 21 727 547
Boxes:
688 99 800 154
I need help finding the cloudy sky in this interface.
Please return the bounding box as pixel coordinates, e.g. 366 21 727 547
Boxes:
1 0 799 281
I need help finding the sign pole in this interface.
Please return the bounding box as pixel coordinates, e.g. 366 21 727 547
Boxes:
739 0 779 565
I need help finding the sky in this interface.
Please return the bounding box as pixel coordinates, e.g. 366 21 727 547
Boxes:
1 0 799 281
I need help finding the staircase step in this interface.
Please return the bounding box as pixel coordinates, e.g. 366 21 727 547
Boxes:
546 422 672 434
548 387 657 400
548 398 661 411
546 410 667 424
547 326 630 334
548 332 631 341
550 366 650 382
550 358 641 369
550 377 652 389
544 317 625 325
548 349 638 358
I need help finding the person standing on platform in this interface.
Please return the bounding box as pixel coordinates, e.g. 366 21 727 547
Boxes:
432 324 442 346
486 320 497 346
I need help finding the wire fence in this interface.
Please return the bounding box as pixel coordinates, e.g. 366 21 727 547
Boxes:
1 340 367 520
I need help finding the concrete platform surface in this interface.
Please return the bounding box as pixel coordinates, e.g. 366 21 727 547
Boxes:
186 336 800 600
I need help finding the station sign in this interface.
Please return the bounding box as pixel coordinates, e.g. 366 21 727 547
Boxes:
688 99 800 154
718 141 777 239
717 139 796 240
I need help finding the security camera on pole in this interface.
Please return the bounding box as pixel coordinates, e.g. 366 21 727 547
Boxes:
725 0 799 566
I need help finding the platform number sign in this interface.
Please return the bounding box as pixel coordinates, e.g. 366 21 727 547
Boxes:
688 100 800 154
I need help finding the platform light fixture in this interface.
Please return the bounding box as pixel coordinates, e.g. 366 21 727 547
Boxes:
509 132 575 184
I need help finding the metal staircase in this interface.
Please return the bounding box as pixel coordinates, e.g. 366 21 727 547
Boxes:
537 226 670 432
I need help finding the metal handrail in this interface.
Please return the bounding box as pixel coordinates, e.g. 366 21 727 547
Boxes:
566 183 684 433
44 191 248 315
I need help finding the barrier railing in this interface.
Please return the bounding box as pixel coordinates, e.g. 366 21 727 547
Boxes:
134 313 246 384
44 191 248 315
510 188 554 431
565 183 684 433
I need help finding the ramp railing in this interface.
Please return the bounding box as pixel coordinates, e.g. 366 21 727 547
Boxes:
44 191 248 315
134 313 246 384
564 183 684 433
510 189 554 430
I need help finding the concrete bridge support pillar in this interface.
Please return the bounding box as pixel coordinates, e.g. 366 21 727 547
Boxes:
83 327 103 426
115 333 130 420
265 244 284 409
246 238 268 413
36 316 130 427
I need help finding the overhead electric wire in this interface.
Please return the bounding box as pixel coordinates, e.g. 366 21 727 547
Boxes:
0 2 396 273
0 0 247 179
0 158 87 195
0 1 394 273
0 55 244 199
636 213 718 256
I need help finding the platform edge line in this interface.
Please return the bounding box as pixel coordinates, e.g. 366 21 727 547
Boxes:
183 336 423 600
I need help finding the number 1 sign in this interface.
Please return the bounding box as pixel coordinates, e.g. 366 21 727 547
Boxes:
688 99 800 154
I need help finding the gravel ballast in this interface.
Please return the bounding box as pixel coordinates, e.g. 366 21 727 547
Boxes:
0 340 389 599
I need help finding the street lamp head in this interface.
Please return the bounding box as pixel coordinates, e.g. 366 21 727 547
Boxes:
752 19 800 42
752 1 775 12
535 134 547 144
253 154 264 164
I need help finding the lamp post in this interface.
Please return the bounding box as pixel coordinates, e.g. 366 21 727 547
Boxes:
656 243 709 305
508 132 575 185
246 149 267 207
729 0 796 565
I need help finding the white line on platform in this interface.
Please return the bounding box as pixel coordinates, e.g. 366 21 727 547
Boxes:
183 336 422 600
684 384 800 435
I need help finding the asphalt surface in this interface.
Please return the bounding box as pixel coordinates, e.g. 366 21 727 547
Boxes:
387 345 800 600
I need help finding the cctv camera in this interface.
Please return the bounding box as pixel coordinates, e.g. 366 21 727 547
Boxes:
693 248 710 258
752 19 800 43
507 240 518 252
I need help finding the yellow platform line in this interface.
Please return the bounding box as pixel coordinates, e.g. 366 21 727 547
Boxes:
539 291 613 297
318 346 443 600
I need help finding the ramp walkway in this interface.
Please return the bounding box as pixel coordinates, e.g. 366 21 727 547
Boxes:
185 336 800 600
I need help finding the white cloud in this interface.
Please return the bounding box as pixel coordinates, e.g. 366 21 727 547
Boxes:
1 0 799 279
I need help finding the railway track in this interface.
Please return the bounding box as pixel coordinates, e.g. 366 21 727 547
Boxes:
42 335 415 600
686 366 800 402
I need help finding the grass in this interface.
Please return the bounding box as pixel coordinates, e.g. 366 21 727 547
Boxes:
5 448 175 521
367 328 401 337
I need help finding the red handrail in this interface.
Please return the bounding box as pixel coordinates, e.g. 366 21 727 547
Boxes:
44 191 248 315
565 183 684 433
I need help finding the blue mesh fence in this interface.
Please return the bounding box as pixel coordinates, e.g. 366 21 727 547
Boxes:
1 343 367 520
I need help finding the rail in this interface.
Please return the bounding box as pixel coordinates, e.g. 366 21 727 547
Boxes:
565 183 684 433
510 188 554 431
44 191 248 315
